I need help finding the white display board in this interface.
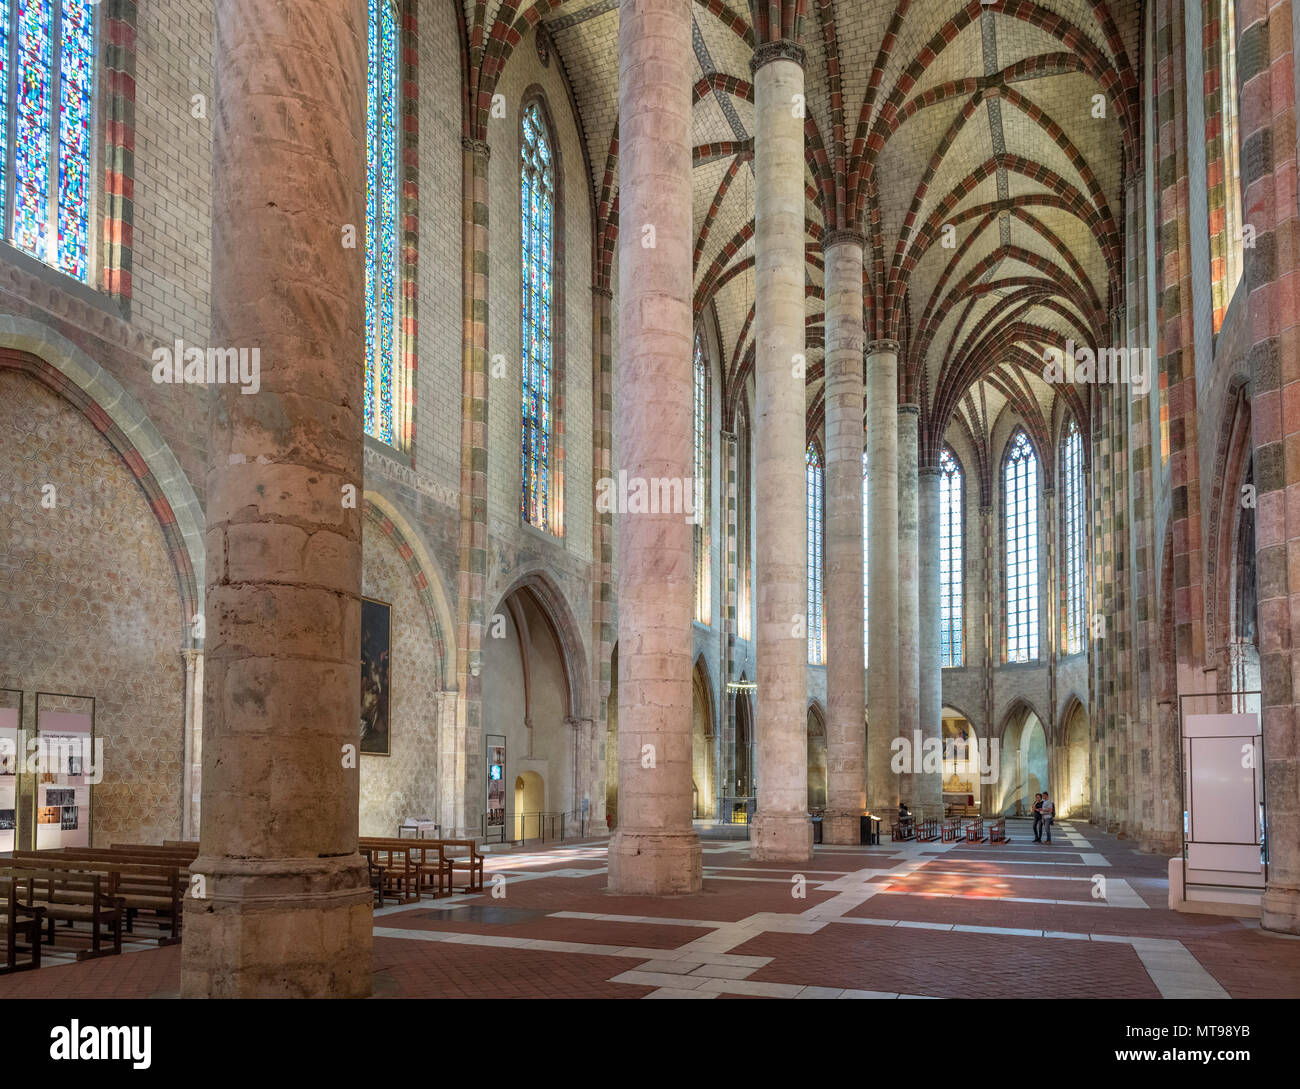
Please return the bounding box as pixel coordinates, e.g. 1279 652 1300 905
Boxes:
35 709 93 850
0 706 17 853
1182 713 1264 888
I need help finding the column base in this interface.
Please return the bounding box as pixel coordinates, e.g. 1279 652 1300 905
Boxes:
1262 884 1300 935
607 828 703 894
822 809 866 845
750 811 814 861
180 855 373 998
1138 832 1181 856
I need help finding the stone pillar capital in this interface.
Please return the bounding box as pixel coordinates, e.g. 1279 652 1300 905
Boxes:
591 285 613 299
918 465 942 478
461 137 491 161
1124 167 1144 190
823 228 866 251
720 429 738 444
866 338 900 356
898 403 920 416
181 647 204 666
750 40 806 72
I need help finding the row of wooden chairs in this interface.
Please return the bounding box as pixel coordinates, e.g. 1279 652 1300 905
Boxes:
359 838 485 905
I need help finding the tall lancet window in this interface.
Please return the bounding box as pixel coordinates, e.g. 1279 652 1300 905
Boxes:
0 0 96 281
862 450 869 668
693 334 711 624
520 100 556 530
365 0 400 445
1004 428 1040 662
1061 417 1087 654
939 446 963 667
807 442 824 665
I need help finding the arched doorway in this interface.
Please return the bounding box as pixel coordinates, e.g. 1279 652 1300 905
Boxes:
941 709 980 812
734 683 753 820
514 771 545 841
807 704 827 810
482 583 574 835
692 661 716 819
996 703 1048 816
1062 700 1091 818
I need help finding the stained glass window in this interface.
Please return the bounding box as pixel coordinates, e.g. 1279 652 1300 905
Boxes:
1004 429 1040 663
939 446 963 668
1 0 95 281
862 451 869 668
365 0 400 446
693 334 711 624
1061 417 1087 654
521 100 555 530
807 442 824 665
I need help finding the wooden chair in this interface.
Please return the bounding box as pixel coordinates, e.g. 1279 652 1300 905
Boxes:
4 869 123 959
437 840 485 892
0 876 44 975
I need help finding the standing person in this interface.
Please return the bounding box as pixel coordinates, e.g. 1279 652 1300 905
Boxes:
1040 792 1055 844
1031 792 1043 843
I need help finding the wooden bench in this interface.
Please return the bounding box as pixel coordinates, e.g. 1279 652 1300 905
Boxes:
355 844 423 903
988 818 1009 844
0 876 45 975
890 818 916 842
940 817 962 842
915 817 940 842
0 868 123 959
10 852 185 942
964 817 986 843
359 838 458 899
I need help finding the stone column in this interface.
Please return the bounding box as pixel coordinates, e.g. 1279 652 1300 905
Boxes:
821 231 866 843
749 39 813 862
866 340 900 815
917 465 943 816
181 0 371 998
181 648 203 840
607 0 702 894
897 405 921 811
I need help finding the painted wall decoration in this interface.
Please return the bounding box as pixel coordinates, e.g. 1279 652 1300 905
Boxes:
361 597 392 756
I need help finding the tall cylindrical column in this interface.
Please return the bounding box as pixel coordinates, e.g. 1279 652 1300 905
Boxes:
917 465 944 816
606 0 702 894
822 231 867 844
866 341 900 815
750 40 812 862
181 0 371 998
897 405 921 810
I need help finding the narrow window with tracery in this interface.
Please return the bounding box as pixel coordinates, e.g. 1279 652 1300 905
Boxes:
520 100 555 530
1004 429 1040 663
693 333 711 624
807 442 824 665
0 0 96 282
939 446 963 668
1061 417 1087 654
365 0 400 445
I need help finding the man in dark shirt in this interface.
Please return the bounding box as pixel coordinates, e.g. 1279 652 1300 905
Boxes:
1032 792 1043 842
1040 793 1056 843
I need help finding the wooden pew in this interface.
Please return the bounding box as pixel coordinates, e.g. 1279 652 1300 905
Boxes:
915 817 940 842
9 852 185 942
988 818 1009 844
0 876 44 975
0 868 122 959
941 817 963 842
355 843 422 903
964 816 986 843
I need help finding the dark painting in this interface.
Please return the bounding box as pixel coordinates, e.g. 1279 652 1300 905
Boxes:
360 597 392 755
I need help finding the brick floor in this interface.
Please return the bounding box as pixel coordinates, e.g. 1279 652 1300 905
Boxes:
0 823 1295 999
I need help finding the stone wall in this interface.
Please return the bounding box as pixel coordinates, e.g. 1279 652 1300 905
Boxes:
0 369 186 844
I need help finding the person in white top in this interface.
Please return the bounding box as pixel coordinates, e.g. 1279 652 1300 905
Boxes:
1039 792 1056 844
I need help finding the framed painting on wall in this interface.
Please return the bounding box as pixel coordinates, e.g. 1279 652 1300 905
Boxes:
360 597 392 756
